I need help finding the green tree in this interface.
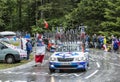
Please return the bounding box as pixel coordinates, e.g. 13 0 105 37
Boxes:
101 0 120 32
65 0 108 34
0 0 6 30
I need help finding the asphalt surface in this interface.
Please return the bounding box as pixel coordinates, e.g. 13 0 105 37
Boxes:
0 45 48 72
0 49 120 82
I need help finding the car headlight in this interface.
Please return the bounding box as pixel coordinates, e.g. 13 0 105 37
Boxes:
49 57 57 61
75 57 86 61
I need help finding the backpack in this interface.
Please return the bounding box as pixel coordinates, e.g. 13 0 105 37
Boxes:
113 41 118 50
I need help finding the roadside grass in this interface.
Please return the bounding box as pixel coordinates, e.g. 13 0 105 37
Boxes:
0 54 34 70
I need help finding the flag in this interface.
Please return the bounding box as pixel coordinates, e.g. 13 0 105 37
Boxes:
35 55 44 63
44 20 48 29
35 45 46 63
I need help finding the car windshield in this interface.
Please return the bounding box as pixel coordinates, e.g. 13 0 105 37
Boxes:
57 45 82 52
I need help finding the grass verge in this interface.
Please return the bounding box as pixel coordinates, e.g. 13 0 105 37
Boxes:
0 54 34 70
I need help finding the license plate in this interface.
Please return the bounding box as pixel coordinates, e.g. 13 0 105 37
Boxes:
61 62 71 65
78 65 83 67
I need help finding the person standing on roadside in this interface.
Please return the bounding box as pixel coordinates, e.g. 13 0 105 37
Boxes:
111 35 115 51
98 35 103 49
103 36 107 51
26 39 32 60
113 37 119 53
92 34 97 48
118 37 120 54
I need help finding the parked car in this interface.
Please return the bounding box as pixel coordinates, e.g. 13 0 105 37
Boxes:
0 31 16 37
49 43 90 73
0 31 21 47
0 41 24 64
2 41 27 59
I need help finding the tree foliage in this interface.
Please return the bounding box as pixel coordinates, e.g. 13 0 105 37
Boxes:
0 0 120 36
101 0 120 31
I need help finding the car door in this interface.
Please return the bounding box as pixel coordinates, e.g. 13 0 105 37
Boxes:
0 42 8 60
0 43 4 60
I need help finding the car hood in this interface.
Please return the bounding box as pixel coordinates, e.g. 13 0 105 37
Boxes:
1 41 27 56
51 52 84 58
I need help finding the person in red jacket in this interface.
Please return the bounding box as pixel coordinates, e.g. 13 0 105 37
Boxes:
47 43 52 51
44 20 48 29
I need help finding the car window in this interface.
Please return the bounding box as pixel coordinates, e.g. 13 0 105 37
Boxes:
57 45 81 52
0 43 8 49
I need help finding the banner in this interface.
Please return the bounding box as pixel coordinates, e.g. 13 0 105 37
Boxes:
35 45 46 63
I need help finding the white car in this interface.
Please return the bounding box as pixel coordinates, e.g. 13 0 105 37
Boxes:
1 42 27 59
49 43 90 73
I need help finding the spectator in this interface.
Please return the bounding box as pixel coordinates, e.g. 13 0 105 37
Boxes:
118 37 120 54
113 38 119 52
103 36 107 51
26 39 32 60
92 34 97 48
85 34 90 48
111 35 115 50
98 35 103 49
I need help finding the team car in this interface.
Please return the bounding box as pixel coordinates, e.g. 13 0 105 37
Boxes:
49 43 90 73
0 41 27 64
0 41 21 63
2 41 27 59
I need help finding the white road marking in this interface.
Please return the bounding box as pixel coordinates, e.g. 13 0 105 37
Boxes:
60 74 66 76
85 70 99 79
84 58 100 79
96 62 100 68
2 71 50 76
74 74 80 76
32 72 36 75
116 55 120 58
108 62 120 67
0 59 100 79
50 76 55 82
59 80 62 82
89 58 95 61
7 71 12 74
111 57 117 60
1 80 31 82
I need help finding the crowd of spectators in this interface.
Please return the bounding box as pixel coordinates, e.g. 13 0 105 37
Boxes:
33 31 120 54
85 34 120 54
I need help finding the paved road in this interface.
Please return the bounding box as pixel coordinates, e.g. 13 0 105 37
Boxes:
0 49 120 82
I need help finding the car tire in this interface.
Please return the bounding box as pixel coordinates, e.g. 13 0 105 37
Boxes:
49 68 55 73
81 64 88 72
6 55 15 64
81 68 87 72
84 68 87 71
84 64 89 71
